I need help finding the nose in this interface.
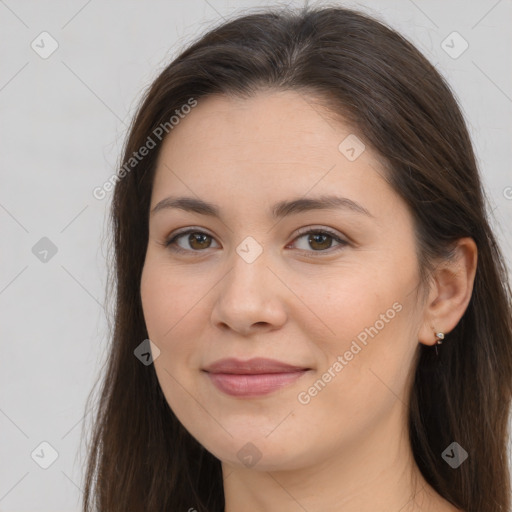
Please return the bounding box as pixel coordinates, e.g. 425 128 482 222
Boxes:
210 247 288 336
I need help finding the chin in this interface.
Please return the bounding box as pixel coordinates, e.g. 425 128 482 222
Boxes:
194 430 310 472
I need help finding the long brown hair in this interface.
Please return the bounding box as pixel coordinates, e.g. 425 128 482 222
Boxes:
81 5 512 511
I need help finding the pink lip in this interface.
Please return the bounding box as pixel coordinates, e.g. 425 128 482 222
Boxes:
203 357 311 397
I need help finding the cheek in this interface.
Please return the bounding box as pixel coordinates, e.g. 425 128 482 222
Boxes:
140 261 205 425
291 297 418 457
140 259 194 342
141 265 166 342
140 258 208 375
300 262 420 400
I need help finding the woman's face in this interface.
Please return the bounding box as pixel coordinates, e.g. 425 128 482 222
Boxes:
140 90 427 471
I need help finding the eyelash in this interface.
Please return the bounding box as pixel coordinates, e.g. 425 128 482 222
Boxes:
163 226 349 256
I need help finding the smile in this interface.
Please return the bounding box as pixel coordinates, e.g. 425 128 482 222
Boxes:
202 357 312 397
205 370 309 397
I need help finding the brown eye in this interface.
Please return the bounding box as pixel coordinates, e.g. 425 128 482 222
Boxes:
164 230 219 253
291 229 348 254
187 232 213 250
306 232 334 251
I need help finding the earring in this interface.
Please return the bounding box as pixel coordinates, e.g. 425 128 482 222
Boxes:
434 331 444 356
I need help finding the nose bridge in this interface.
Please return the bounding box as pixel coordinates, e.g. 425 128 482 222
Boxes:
225 235 272 297
211 234 287 331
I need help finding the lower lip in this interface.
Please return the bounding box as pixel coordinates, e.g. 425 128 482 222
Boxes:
205 370 308 397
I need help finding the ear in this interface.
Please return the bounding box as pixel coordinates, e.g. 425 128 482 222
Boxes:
418 237 478 346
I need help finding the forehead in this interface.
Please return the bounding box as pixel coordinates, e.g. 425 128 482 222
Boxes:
158 90 353 162
151 90 392 218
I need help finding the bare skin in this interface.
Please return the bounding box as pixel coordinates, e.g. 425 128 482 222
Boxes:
140 90 476 511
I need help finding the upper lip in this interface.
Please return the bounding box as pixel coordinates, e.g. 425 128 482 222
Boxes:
203 357 310 374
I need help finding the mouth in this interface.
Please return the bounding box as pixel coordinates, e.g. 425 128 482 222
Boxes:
202 357 312 397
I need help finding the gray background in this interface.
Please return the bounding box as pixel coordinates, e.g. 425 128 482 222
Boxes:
1 0 511 510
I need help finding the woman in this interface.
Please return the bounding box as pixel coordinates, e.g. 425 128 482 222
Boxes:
81 5 512 511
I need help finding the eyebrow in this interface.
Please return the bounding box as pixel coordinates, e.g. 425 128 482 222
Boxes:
150 194 373 220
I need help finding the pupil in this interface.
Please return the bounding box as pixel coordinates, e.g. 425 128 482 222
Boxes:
310 233 331 250
191 233 209 248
